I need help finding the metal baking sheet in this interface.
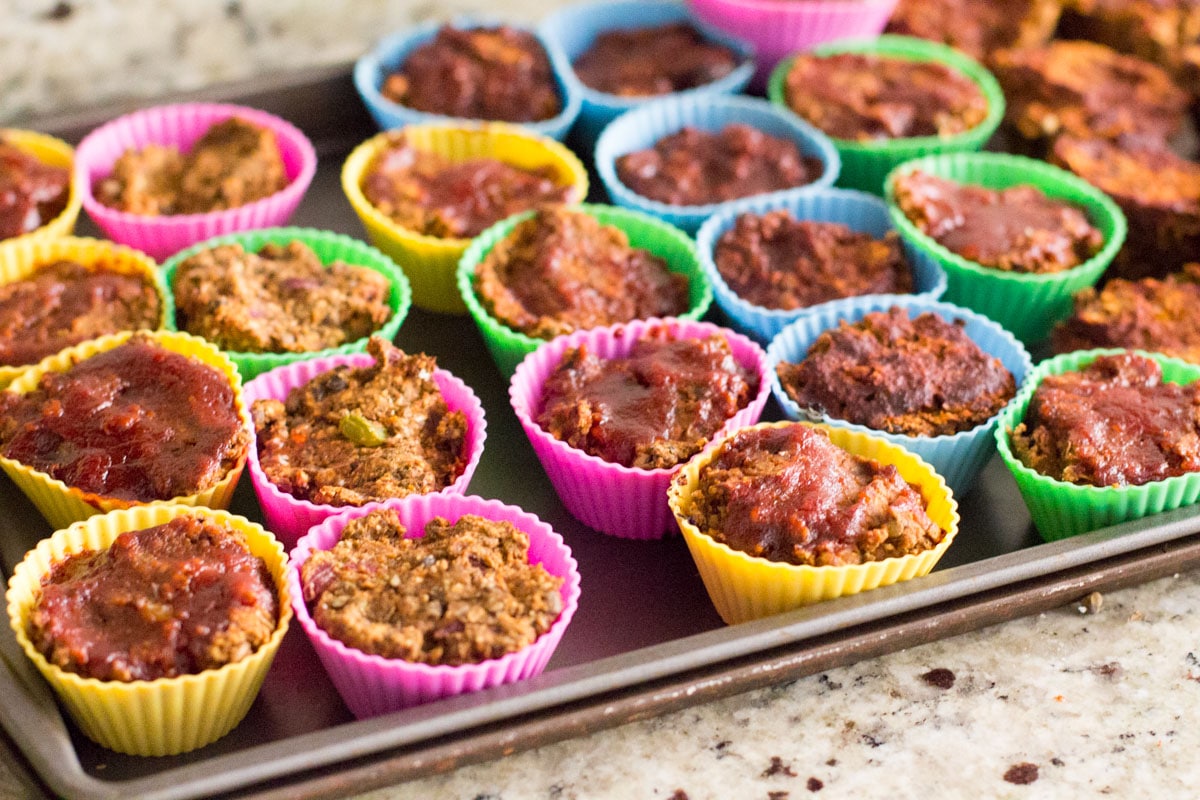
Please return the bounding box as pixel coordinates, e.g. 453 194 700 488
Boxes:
1 67 1199 800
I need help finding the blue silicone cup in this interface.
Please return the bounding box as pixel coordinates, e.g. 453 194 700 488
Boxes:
594 94 841 234
353 18 582 142
695 187 948 344
767 295 1033 496
539 0 755 149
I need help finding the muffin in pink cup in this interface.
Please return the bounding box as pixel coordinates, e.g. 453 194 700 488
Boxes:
288 493 580 718
243 337 486 547
509 317 771 539
687 0 899 85
75 103 317 261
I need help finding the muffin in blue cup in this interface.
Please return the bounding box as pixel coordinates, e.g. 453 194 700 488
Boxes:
595 95 839 234
353 19 582 142
767 295 1032 495
696 186 947 344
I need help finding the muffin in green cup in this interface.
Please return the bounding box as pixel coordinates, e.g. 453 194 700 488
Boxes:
885 152 1126 347
995 348 1200 542
457 203 712 377
768 35 1005 196
161 227 412 380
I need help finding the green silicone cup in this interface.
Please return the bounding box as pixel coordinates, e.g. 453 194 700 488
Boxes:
457 204 713 378
161 227 412 381
768 35 1006 196
995 348 1200 542
884 152 1127 347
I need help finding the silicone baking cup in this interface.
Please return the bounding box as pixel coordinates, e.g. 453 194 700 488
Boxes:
353 19 582 141
288 493 580 718
0 235 167 387
457 203 713 378
695 187 948 344
1 128 82 243
509 317 771 539
159 227 412 381
767 295 1032 497
767 35 1006 196
342 122 588 314
995 348 1200 542
669 421 960 625
0 330 252 530
885 152 1127 346
594 94 840 234
539 0 755 148
242 350 487 547
5 504 291 756
687 0 898 85
74 102 317 261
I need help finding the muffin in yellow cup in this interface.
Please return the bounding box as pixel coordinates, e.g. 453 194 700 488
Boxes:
669 420 959 624
1 128 81 243
6 504 291 756
0 330 252 529
0 236 166 388
341 122 589 314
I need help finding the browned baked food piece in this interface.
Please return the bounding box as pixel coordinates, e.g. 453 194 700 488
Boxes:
892 169 1105 274
572 22 740 97
1049 134 1200 281
0 136 70 239
775 307 1016 437
1057 0 1200 81
885 0 1061 63
686 423 946 567
381 25 561 123
713 211 913 310
1052 264 1200 362
300 508 563 665
474 206 689 340
1010 351 1200 486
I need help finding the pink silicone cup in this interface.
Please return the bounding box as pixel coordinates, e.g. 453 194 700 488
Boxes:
242 352 487 547
288 493 581 718
75 103 318 261
508 317 771 540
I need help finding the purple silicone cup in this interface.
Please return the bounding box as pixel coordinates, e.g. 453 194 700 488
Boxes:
508 317 771 539
242 352 487 547
288 493 581 718
75 103 318 261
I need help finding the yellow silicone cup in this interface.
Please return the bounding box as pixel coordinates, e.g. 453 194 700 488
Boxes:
1 128 82 243
0 236 167 387
6 504 292 756
0 330 252 529
669 421 960 625
341 122 589 314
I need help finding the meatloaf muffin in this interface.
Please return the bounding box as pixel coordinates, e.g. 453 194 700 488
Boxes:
96 117 287 215
473 206 690 340
885 0 1061 63
171 240 392 354
685 423 946 566
892 169 1105 274
29 514 278 681
0 136 70 240
1057 0 1200 80
713 211 913 310
572 22 740 97
776 307 1016 437
537 332 758 470
300 508 563 665
251 336 468 507
1010 351 1200 486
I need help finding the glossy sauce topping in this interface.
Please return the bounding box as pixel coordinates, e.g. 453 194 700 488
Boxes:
573 23 739 97
0 138 70 240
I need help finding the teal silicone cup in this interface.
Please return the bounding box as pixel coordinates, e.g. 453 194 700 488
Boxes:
539 0 755 149
457 203 712 378
995 348 1200 542
161 227 412 381
767 35 1006 196
353 19 582 142
885 152 1127 347
695 186 948 344
594 94 840 234
768 295 1033 496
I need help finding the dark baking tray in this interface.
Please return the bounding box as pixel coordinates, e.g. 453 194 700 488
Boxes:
2 65 1199 800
